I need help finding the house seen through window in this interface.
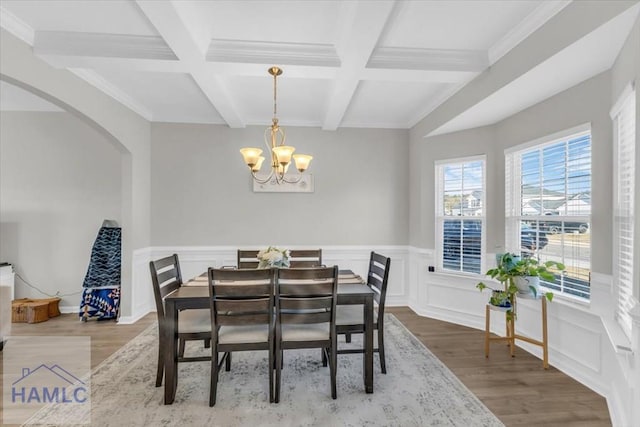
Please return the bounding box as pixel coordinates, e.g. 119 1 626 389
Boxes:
505 127 592 299
436 157 485 274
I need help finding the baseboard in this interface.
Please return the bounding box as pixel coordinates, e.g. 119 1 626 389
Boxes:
59 305 77 314
118 309 151 325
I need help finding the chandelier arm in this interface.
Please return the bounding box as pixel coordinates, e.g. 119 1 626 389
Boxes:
250 168 275 184
281 173 303 184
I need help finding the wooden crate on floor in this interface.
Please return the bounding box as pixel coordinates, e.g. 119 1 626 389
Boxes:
11 297 61 323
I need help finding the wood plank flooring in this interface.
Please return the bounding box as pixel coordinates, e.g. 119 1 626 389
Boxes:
1 308 611 426
387 307 611 427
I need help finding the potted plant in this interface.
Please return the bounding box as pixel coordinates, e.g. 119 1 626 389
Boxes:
477 253 565 308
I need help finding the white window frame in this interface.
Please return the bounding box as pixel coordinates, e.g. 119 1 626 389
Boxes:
611 82 636 339
435 155 486 276
505 124 592 300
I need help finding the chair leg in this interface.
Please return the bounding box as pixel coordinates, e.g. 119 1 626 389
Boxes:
155 344 164 387
178 338 186 358
330 337 337 399
225 352 232 372
209 349 219 407
321 348 327 367
345 332 352 343
275 349 282 403
204 338 211 349
377 327 386 374
268 345 274 403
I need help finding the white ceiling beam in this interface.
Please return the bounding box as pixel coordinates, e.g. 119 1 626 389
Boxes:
362 68 477 84
135 0 244 128
322 0 396 131
69 68 153 121
368 47 488 72
34 31 176 60
207 39 340 68
0 5 34 46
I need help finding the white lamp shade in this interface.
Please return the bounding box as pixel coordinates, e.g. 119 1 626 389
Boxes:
293 154 312 172
272 145 295 165
240 147 263 167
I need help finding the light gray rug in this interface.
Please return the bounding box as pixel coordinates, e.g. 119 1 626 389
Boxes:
25 315 503 426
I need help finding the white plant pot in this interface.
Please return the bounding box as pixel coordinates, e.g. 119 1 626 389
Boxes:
513 276 540 297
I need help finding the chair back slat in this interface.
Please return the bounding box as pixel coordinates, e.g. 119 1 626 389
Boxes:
216 312 272 326
279 296 332 310
278 281 334 296
214 298 271 313
280 311 332 324
149 254 183 320
289 249 322 268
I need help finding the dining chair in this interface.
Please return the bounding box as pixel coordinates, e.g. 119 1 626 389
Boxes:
149 254 211 387
237 249 260 269
208 267 275 406
288 249 323 268
274 266 339 402
336 252 391 373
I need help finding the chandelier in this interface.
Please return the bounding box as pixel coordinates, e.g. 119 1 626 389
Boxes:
240 66 313 184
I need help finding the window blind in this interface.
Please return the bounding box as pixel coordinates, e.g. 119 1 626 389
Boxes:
613 88 636 339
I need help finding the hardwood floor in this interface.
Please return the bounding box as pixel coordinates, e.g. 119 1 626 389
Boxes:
387 307 611 427
1 309 610 426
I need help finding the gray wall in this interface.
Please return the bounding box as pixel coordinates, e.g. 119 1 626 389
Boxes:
410 71 613 274
0 111 122 307
151 123 409 246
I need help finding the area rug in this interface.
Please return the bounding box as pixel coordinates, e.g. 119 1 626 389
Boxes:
24 315 503 426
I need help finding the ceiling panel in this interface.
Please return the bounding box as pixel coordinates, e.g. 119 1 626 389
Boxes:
341 80 449 129
175 0 340 47
380 1 541 50
226 74 330 127
1 0 158 36
97 70 224 124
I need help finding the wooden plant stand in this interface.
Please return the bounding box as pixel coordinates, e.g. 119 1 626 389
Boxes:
484 295 549 369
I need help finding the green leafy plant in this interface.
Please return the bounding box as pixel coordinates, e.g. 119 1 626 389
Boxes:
477 253 565 309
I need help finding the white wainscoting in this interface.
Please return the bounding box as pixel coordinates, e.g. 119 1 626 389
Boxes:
405 247 637 427
126 245 637 426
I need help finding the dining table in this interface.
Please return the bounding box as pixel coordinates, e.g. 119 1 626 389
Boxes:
162 269 375 404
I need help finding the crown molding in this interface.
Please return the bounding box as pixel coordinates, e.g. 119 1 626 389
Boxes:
206 39 340 68
488 0 572 65
69 68 153 121
367 47 488 72
0 6 35 46
33 31 177 60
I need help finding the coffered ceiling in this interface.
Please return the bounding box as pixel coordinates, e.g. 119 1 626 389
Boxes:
0 1 634 133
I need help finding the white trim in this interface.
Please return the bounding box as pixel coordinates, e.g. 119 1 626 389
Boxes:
206 39 340 68
368 47 488 72
68 68 153 121
0 6 34 46
504 122 591 155
488 1 571 65
610 81 636 119
33 31 176 61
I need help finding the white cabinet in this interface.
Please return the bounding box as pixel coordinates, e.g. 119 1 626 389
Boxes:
0 263 15 350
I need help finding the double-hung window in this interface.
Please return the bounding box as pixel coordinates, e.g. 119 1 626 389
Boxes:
436 156 485 274
505 125 592 299
611 84 636 339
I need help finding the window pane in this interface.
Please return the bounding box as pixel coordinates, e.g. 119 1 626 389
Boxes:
513 131 591 299
442 219 482 274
